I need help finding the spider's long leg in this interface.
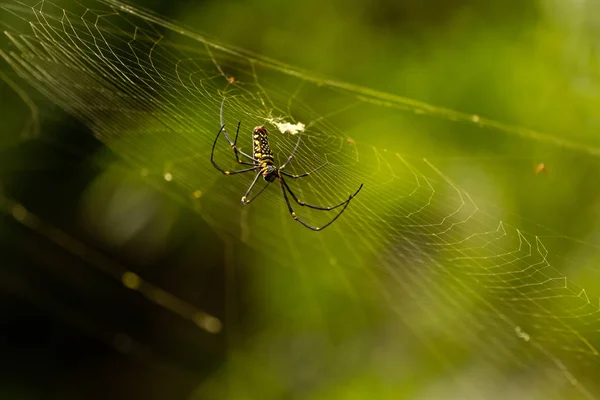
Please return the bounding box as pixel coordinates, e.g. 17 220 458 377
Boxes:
279 132 303 169
211 125 259 175
221 123 258 163
278 177 352 231
280 176 363 211
223 167 257 175
243 180 270 205
220 98 257 164
210 125 227 173
231 121 256 164
280 162 328 179
242 172 267 204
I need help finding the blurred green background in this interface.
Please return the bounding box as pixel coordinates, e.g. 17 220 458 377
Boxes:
2 0 600 399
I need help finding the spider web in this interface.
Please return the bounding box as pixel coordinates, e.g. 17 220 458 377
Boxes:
1 0 600 398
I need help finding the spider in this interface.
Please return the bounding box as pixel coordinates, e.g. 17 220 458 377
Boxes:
210 100 363 231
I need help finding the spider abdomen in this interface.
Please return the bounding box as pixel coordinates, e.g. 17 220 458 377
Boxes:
253 126 273 160
253 126 277 181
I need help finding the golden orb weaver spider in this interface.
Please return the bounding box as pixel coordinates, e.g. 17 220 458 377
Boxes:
210 99 363 231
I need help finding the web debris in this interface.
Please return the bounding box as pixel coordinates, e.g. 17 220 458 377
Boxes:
266 117 306 135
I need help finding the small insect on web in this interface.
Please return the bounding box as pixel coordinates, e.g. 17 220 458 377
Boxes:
210 99 363 231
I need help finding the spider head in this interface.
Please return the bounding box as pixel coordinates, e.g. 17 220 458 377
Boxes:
263 165 278 182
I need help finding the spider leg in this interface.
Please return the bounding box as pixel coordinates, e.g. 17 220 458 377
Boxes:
241 172 268 204
278 177 354 231
224 167 258 175
280 176 363 211
242 179 271 205
231 121 257 164
279 132 303 169
280 162 328 179
211 125 259 175
220 98 258 164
